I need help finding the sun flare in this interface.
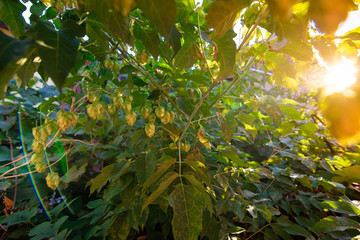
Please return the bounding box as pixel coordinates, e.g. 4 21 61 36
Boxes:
323 57 358 95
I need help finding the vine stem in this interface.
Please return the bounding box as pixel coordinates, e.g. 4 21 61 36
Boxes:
245 223 273 240
6 130 16 209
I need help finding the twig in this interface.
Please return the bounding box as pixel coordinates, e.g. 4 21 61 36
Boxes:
5 130 16 209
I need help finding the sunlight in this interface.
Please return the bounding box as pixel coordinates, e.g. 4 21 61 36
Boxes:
322 57 358 95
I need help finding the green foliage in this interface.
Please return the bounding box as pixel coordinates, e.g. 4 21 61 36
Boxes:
1 0 360 240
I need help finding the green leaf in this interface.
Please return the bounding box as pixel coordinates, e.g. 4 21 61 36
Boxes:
215 31 236 80
299 122 318 138
174 26 199 68
0 0 26 38
87 164 114 194
133 22 160 59
169 184 206 240
281 224 315 240
136 0 177 40
320 199 360 216
32 20 79 92
86 0 132 45
143 155 176 189
16 48 39 86
107 214 131 240
281 40 313 61
134 152 157 184
85 13 110 51
129 195 149 230
162 123 180 142
170 26 182 56
206 0 245 39
312 216 360 233
218 112 236 142
279 104 302 121
0 32 31 99
142 171 178 212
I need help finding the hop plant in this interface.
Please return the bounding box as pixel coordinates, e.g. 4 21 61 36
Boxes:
32 139 43 153
141 106 151 119
32 126 48 143
112 95 124 108
169 143 177 150
87 92 97 103
155 106 165 119
46 172 60 190
123 101 132 113
108 104 116 115
57 110 78 130
126 111 137 126
45 119 57 135
183 142 191 152
169 111 176 123
113 61 121 72
87 101 106 120
35 162 48 173
161 111 171 124
126 95 133 102
104 59 113 69
148 113 156 123
30 152 44 165
145 123 155 138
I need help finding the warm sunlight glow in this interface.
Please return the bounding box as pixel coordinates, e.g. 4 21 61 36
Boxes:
323 57 357 95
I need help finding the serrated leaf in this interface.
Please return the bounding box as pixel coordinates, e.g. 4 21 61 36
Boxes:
281 40 313 61
320 200 360 216
32 20 79 92
312 216 360 233
174 26 199 68
86 164 114 194
170 26 182 56
206 0 245 39
162 123 180 142
107 214 131 240
16 48 39 86
215 30 236 80
134 153 157 184
86 0 132 45
136 0 177 40
0 32 31 99
85 13 110 51
169 184 206 240
142 171 178 212
133 22 159 59
299 122 318 137
0 0 26 38
129 195 149 230
143 156 176 189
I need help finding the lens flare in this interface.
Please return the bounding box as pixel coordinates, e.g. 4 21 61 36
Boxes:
323 57 357 95
18 106 51 220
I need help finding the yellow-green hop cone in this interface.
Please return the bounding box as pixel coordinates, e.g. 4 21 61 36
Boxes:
123 101 132 113
32 139 43 153
108 104 116 115
46 172 60 190
126 111 137 126
33 127 48 143
141 106 150 119
169 111 176 123
169 143 177 150
183 142 191 152
126 95 133 102
112 95 124 108
161 111 171 124
113 61 121 72
57 110 71 130
104 59 113 69
35 162 48 173
45 119 57 135
145 123 155 138
87 104 97 120
148 113 156 123
155 106 165 119
87 92 97 103
69 112 79 127
30 152 44 165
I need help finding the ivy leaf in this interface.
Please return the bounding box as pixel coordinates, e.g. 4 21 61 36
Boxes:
32 20 79 92
215 30 236 80
169 184 206 240
312 216 360 233
136 0 177 40
0 0 26 38
86 0 133 45
206 0 245 39
133 22 160 59
142 171 178 212
0 32 31 99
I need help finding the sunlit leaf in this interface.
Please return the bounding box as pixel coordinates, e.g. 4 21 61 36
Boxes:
0 0 26 38
215 30 236 80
